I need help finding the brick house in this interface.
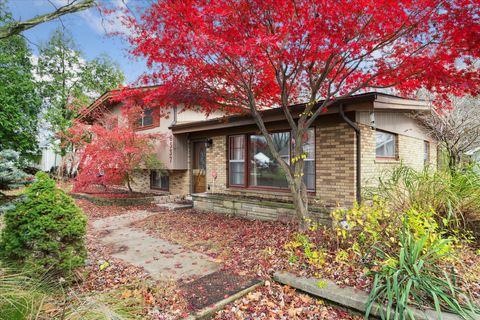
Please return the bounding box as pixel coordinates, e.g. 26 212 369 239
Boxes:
84 91 437 222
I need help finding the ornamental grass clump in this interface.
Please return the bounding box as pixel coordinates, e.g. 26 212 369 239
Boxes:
364 165 480 234
0 172 87 278
366 224 479 320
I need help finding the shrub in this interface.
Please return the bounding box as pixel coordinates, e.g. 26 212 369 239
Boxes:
364 165 480 233
366 225 479 320
0 172 87 278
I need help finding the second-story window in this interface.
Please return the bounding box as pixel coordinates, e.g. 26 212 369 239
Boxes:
137 108 154 128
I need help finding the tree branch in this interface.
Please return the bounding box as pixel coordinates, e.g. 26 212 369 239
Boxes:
0 0 96 39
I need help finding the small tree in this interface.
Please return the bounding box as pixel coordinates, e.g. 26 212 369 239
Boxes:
64 117 163 193
0 172 87 277
0 149 32 195
417 95 480 172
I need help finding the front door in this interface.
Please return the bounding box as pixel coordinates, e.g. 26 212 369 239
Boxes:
192 141 207 193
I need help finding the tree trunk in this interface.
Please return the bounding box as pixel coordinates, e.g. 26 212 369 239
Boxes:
126 173 133 193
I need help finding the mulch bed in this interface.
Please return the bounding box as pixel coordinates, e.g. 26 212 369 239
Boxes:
181 271 262 311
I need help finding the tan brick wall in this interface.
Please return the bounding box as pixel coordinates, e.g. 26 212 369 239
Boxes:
169 170 190 195
130 170 150 192
206 136 227 192
130 169 190 196
360 124 438 189
203 124 357 207
315 123 356 207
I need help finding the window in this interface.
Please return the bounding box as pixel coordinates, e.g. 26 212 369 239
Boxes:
227 129 315 191
137 108 154 127
424 141 430 165
229 135 245 186
150 170 169 190
376 130 396 158
249 132 290 188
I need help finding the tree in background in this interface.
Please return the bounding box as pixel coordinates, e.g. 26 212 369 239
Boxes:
417 96 480 171
36 28 125 154
0 4 42 161
62 116 163 193
116 0 480 228
0 150 33 196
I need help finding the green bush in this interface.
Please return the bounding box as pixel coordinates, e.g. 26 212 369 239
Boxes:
0 172 87 278
366 224 479 320
364 165 480 234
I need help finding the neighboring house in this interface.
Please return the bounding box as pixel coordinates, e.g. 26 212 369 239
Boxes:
83 91 438 222
37 146 62 172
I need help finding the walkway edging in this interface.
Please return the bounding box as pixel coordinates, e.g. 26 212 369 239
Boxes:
273 271 478 320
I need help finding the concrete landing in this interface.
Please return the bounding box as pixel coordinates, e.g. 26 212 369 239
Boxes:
92 211 219 281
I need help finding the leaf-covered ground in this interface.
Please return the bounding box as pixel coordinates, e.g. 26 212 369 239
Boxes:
75 201 363 319
133 209 371 290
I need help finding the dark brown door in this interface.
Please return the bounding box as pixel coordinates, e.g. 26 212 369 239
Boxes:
193 141 207 193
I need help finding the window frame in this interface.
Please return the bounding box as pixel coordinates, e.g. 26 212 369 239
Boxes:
375 129 398 159
150 170 169 191
228 135 246 187
135 107 158 131
227 129 316 192
424 140 430 165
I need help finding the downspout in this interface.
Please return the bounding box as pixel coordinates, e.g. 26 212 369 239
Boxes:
172 105 178 126
339 104 362 204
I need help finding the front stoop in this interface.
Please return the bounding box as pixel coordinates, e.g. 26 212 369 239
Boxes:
273 271 480 320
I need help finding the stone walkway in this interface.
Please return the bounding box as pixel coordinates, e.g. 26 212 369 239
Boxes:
92 210 220 281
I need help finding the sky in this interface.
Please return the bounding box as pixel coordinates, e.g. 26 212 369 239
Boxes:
6 0 148 83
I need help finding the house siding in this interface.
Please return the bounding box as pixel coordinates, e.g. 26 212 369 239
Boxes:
360 123 437 189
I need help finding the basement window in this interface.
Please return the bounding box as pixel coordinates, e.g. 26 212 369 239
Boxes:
150 170 169 191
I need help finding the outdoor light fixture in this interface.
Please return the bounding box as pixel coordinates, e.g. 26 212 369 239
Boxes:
369 111 376 129
206 138 213 148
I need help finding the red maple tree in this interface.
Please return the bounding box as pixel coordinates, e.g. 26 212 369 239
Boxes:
63 116 163 193
113 0 479 227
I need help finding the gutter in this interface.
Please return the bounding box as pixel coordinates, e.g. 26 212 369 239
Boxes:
339 104 362 204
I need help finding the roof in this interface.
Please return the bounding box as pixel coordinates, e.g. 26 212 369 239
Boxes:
78 85 162 121
169 92 429 134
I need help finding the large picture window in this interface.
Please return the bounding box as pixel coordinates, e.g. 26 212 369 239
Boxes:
227 129 315 191
249 132 290 189
302 129 315 191
376 130 396 158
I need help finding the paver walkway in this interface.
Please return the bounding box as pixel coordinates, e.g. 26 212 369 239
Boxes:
92 210 220 281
